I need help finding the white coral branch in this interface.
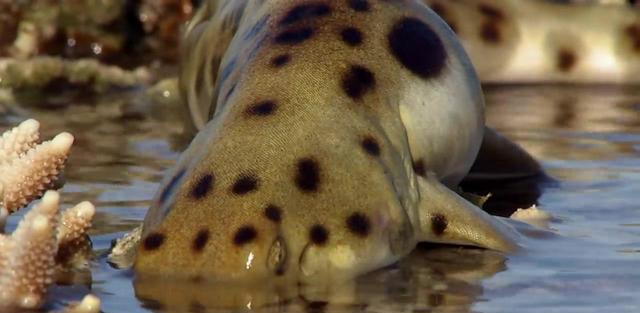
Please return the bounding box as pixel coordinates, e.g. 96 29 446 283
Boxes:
0 191 59 309
0 119 39 164
0 132 74 213
0 191 98 310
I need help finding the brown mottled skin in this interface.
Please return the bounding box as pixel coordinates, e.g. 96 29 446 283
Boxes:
134 0 543 284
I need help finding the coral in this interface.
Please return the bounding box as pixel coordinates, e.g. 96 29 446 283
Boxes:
0 56 151 92
0 191 60 309
0 119 98 310
0 119 73 213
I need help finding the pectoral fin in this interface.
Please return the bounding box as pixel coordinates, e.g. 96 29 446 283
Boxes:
416 173 521 252
466 127 542 181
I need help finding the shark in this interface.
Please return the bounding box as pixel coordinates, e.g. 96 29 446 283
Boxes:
132 0 640 284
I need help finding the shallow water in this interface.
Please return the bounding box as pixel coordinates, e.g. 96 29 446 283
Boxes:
1 84 639 312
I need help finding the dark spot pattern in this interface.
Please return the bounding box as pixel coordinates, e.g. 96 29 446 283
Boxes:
234 225 258 245
477 3 505 44
246 100 277 116
265 204 282 223
348 0 370 12
413 159 426 177
557 49 577 72
296 158 320 192
626 23 640 53
271 54 291 67
431 214 448 236
342 65 376 99
346 212 371 237
361 136 381 156
275 27 314 44
480 21 501 44
341 27 363 46
190 173 214 199
159 168 186 203
192 229 210 252
143 232 165 251
232 175 259 195
388 17 447 79
279 3 332 26
309 224 329 245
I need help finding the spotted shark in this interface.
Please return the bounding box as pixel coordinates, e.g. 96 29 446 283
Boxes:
133 0 566 284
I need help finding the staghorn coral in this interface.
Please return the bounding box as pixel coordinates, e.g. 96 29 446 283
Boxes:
0 191 97 309
0 119 99 310
0 119 73 213
0 191 60 309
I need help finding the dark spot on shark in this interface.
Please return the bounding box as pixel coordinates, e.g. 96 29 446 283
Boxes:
160 168 186 204
234 225 258 245
143 232 165 251
271 54 291 67
296 158 320 192
361 136 381 156
191 173 214 199
341 27 363 46
275 27 314 44
232 175 259 195
346 212 371 237
348 0 370 12
192 229 210 252
478 4 505 44
265 204 282 223
480 21 502 44
279 3 332 26
413 159 426 177
389 17 447 79
431 214 448 236
246 100 277 116
625 23 640 53
309 224 329 245
557 48 577 72
342 65 376 99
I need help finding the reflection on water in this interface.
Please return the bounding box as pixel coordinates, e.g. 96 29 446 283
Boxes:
1 84 639 312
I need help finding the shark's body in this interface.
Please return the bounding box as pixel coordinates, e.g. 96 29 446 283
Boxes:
134 0 636 283
135 0 533 283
